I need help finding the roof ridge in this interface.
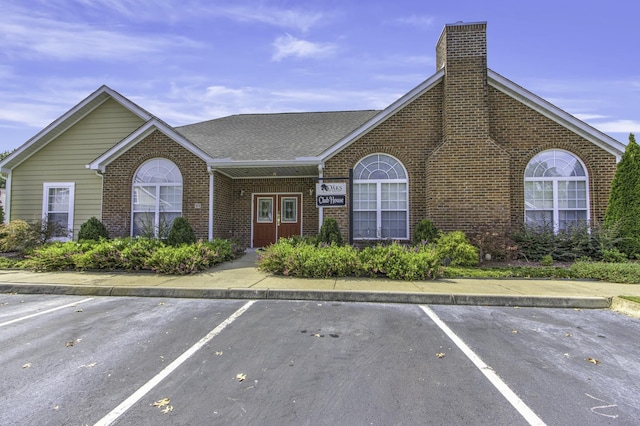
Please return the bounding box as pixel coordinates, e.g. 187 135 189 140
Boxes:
176 109 382 129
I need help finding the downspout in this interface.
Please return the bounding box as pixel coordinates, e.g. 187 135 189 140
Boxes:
3 171 11 224
94 170 104 221
209 167 214 241
317 163 324 230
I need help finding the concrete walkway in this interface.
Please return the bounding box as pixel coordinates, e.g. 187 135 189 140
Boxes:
1 250 639 314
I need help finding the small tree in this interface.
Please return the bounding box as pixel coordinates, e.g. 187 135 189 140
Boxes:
78 217 109 241
318 217 344 246
167 217 197 246
413 219 439 245
604 133 640 257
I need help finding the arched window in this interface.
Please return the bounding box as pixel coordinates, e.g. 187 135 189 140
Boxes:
132 158 183 237
353 154 408 239
524 150 589 232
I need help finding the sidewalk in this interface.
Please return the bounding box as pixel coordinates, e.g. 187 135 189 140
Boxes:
1 250 639 314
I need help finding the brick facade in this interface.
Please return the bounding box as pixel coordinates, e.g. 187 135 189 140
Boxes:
212 176 318 247
98 22 618 249
322 22 617 242
102 130 210 239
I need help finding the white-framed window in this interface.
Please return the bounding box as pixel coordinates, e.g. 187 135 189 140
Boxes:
132 158 183 237
353 154 409 239
524 149 589 232
42 182 75 241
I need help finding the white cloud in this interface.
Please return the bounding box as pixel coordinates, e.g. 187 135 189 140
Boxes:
573 113 608 121
593 119 640 134
272 35 337 61
0 3 201 61
219 6 325 32
42 0 326 32
393 15 435 29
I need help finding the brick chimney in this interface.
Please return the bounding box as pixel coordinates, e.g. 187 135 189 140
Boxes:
427 21 511 236
437 21 489 141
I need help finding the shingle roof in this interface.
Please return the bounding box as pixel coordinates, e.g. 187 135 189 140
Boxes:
175 110 381 161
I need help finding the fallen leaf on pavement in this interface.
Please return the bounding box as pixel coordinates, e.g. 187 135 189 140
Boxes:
587 357 601 365
65 341 74 348
162 405 173 414
512 329 518 334
565 333 572 337
236 373 246 382
153 398 171 408
215 351 223 356
79 362 97 368
22 363 31 369
436 353 445 358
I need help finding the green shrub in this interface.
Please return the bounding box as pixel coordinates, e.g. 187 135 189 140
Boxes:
167 217 196 246
201 239 236 266
601 248 628 263
570 261 640 284
257 237 296 275
511 221 615 262
258 239 442 280
540 254 554 266
605 133 640 258
74 238 129 270
0 219 62 253
22 242 88 271
413 219 439 245
511 223 556 261
0 256 19 268
146 242 214 274
435 231 478 267
318 217 343 246
0 219 41 253
78 217 109 241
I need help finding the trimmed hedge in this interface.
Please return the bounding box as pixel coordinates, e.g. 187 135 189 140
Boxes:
21 237 237 274
258 239 442 280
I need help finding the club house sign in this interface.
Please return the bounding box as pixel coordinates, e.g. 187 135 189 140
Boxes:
316 183 346 207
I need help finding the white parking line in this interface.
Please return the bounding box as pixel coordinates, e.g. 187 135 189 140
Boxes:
0 297 94 328
94 300 256 426
420 305 546 426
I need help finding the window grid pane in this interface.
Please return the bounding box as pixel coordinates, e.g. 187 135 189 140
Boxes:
525 150 588 231
132 159 183 237
353 212 377 238
381 211 407 239
48 188 70 212
159 186 183 211
282 198 297 222
353 183 376 210
353 154 408 240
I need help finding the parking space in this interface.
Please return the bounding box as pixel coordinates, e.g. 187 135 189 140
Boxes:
1 294 638 425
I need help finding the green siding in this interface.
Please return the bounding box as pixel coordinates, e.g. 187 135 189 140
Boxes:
10 98 145 238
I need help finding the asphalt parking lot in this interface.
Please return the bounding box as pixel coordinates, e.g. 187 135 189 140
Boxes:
1 295 639 425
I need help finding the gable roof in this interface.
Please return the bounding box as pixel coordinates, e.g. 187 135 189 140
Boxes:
487 70 625 159
319 69 445 161
0 85 153 173
175 110 380 161
86 118 213 173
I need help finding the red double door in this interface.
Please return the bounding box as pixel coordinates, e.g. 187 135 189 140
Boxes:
252 194 302 247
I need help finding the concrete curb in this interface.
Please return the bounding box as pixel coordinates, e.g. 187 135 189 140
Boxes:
0 284 611 309
610 296 640 318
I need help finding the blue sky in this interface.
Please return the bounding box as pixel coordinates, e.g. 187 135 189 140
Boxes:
1 0 639 153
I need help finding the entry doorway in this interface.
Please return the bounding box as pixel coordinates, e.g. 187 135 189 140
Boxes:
252 193 302 247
